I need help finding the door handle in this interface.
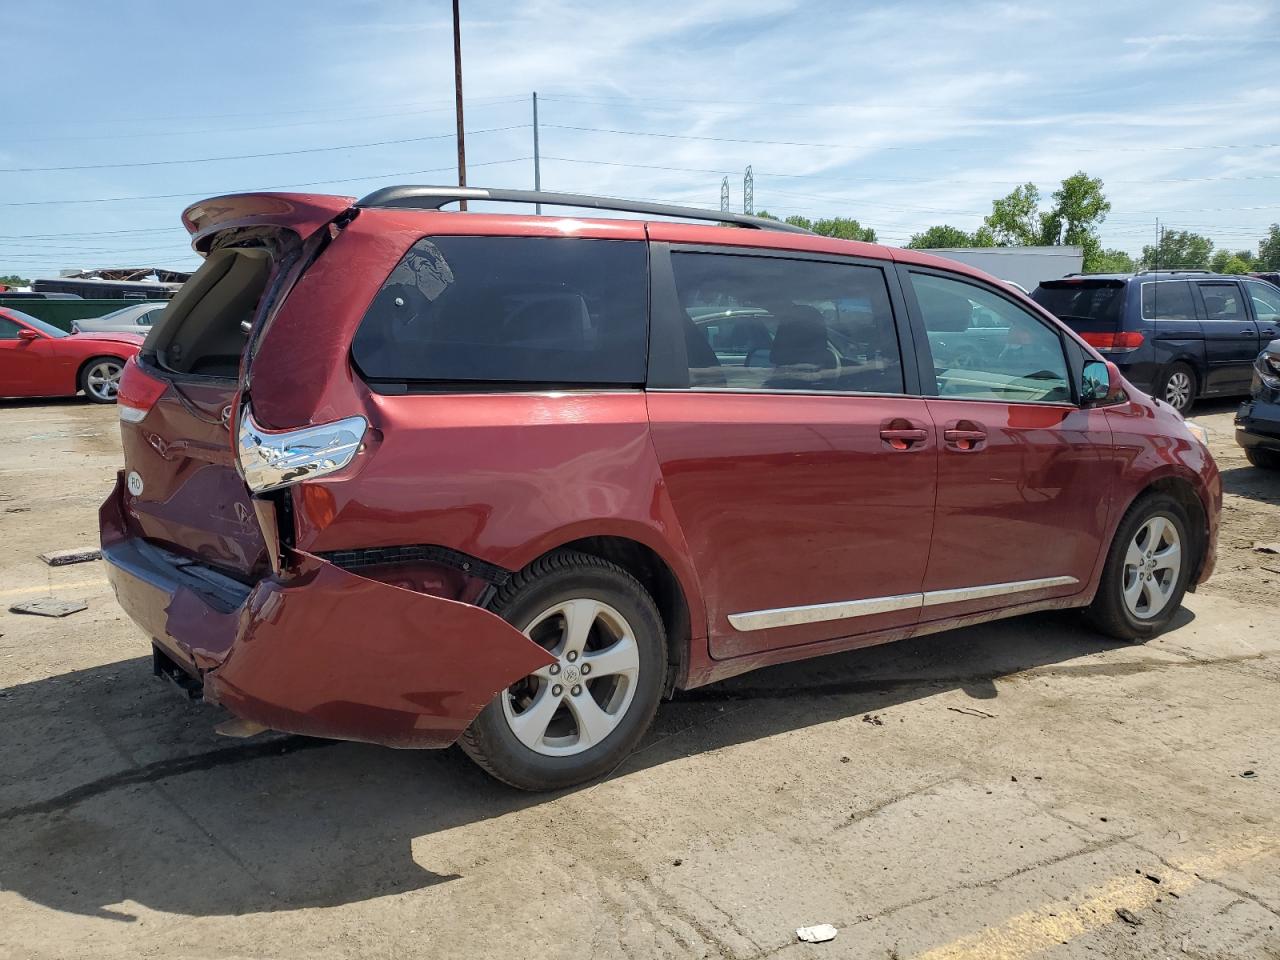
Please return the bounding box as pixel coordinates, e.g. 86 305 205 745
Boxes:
943 427 987 451
1240 329 1256 336
879 427 928 450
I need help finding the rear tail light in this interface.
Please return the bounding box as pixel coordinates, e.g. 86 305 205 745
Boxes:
1080 331 1145 351
236 403 367 493
116 357 168 423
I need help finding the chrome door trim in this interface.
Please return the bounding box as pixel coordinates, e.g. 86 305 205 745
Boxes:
727 593 922 632
727 576 1079 632
920 576 1079 608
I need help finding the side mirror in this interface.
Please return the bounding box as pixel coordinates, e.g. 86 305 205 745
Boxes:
17 329 39 342
1082 359 1127 406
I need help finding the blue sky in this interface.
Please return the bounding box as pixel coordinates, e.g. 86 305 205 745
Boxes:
3 0 1279 279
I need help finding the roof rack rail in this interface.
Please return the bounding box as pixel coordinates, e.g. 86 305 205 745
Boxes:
354 185 814 234
1135 268 1213 275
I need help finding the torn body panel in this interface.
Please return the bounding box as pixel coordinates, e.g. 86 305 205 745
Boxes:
101 475 556 748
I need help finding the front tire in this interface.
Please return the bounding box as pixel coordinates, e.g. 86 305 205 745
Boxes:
1245 447 1280 470
1086 493 1193 643
79 356 125 403
460 551 666 791
1157 362 1196 414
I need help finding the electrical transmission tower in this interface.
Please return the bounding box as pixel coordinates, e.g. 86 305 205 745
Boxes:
743 166 753 215
720 177 730 212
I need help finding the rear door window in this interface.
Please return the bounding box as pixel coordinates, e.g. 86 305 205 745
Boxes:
1196 281 1243 321
1141 281 1197 320
352 237 648 387
670 251 904 394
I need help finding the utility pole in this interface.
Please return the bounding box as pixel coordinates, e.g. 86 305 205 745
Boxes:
743 165 753 215
452 0 467 211
533 92 542 214
720 176 730 212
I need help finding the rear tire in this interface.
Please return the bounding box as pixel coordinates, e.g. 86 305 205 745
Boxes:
1245 448 1280 470
459 550 666 791
1085 493 1194 643
79 356 125 403
1156 362 1196 414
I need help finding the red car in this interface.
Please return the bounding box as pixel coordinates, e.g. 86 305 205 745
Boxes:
1 307 142 403
101 188 1220 790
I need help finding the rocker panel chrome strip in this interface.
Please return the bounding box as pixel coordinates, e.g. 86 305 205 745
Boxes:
727 576 1079 632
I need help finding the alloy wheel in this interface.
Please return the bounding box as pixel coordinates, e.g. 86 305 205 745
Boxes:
501 598 640 757
85 360 123 401
1121 515 1181 620
1163 370 1192 411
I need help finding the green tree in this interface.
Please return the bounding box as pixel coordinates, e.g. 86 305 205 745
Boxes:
1092 249 1137 273
970 225 997 247
983 183 1042 246
0 274 30 287
1040 171 1111 272
1210 248 1256 274
1256 224 1280 271
1141 230 1214 270
784 215 814 230
812 217 876 242
906 225 974 249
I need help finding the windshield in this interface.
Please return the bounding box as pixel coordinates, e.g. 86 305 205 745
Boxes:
6 309 68 338
1031 280 1126 328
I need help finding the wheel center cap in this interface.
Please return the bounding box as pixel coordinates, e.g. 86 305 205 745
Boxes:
561 663 580 685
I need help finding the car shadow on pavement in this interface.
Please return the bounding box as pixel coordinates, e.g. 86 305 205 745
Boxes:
0 609 1170 920
1219 464 1280 506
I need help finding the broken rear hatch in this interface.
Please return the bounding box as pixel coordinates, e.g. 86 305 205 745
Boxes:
115 193 354 583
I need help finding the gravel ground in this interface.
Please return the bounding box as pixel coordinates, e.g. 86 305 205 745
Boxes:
1 396 1277 960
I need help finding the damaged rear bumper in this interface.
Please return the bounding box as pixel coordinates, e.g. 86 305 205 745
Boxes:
100 474 554 748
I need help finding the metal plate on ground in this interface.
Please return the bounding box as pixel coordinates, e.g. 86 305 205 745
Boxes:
9 597 88 617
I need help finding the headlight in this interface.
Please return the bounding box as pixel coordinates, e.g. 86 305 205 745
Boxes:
1257 349 1280 390
1183 419 1210 446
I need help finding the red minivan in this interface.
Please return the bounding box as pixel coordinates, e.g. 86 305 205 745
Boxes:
101 187 1220 790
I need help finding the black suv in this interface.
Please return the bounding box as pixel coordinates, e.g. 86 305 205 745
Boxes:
1031 271 1280 413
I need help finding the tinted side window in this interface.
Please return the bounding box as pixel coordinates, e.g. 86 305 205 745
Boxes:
911 272 1070 403
0 318 21 340
1197 282 1242 321
671 252 904 394
352 237 648 386
1141 281 1196 320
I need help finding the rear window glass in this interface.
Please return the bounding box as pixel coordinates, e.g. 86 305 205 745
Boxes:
1031 280 1125 326
1141 281 1196 320
352 237 648 386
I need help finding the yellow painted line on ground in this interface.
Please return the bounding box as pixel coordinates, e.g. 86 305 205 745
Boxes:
0 578 108 599
913 834 1279 960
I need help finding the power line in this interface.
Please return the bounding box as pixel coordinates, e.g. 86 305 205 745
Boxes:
6 96 530 146
0 156 532 207
0 125 531 173
539 152 1280 187
2 92 527 128
542 122 1280 155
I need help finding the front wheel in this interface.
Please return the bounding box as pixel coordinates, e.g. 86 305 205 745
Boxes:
1245 447 1280 470
460 551 666 791
1086 494 1194 643
79 356 125 403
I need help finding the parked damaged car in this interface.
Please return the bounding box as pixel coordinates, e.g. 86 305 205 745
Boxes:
1235 338 1280 470
102 188 1220 790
